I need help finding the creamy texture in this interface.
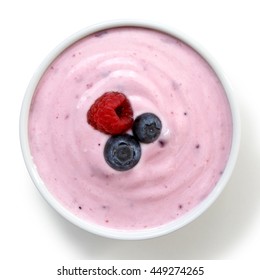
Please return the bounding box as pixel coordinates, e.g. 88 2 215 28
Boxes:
28 27 233 229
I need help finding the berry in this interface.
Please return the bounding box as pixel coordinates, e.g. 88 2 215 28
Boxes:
87 92 133 135
133 113 162 143
104 134 141 171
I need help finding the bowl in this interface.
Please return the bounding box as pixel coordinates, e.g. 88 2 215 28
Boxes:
20 20 240 240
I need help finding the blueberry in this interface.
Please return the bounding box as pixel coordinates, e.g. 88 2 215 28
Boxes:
133 113 162 143
104 134 141 171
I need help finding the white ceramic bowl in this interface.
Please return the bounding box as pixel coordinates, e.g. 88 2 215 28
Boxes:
20 20 240 240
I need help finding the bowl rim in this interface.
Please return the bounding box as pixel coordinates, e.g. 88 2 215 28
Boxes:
19 19 240 240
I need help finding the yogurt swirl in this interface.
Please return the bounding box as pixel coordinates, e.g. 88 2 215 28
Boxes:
28 27 232 229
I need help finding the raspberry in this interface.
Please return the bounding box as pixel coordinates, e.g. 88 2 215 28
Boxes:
87 92 134 135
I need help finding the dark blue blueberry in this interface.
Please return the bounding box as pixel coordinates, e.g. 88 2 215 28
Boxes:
133 113 162 143
104 134 141 171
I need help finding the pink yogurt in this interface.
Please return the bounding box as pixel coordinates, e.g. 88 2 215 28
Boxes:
28 26 233 230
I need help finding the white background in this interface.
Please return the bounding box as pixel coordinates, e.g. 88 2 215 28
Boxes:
1 0 260 264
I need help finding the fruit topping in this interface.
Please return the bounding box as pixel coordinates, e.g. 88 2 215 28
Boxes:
104 134 141 171
87 92 133 135
133 113 162 143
